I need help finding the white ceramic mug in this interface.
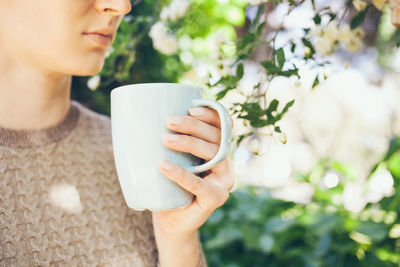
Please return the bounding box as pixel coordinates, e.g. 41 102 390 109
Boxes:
110 83 232 211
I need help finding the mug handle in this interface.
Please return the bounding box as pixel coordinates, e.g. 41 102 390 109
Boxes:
186 99 232 174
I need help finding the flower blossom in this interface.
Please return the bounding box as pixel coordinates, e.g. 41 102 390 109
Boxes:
87 75 100 91
308 22 364 56
372 0 388 10
160 0 191 22
149 21 178 55
353 0 367 11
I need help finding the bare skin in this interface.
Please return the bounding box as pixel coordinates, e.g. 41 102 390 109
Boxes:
0 0 129 129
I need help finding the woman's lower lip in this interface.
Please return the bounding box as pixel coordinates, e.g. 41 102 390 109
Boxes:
83 33 112 47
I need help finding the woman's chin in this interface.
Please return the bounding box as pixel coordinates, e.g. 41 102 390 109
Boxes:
69 62 105 77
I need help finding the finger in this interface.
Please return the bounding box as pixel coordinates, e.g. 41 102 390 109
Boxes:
189 107 234 129
162 133 218 161
165 115 221 145
211 156 235 189
159 160 205 196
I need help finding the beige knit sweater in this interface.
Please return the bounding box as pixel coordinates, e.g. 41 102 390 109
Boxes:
0 100 206 266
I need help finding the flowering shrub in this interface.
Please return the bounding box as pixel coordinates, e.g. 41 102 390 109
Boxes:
72 0 400 266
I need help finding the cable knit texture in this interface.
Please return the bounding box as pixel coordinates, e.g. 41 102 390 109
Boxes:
0 100 207 267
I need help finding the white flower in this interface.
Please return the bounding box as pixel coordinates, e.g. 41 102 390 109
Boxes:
160 0 191 22
179 50 195 65
315 37 335 56
215 58 234 76
149 22 178 55
353 0 367 11
352 27 365 38
105 46 114 58
87 75 100 91
178 35 192 51
338 24 352 44
308 25 323 38
160 7 170 21
237 61 266 96
343 183 366 212
149 21 168 39
344 36 363 52
339 25 364 52
271 182 314 204
372 0 387 10
324 22 340 42
153 35 178 55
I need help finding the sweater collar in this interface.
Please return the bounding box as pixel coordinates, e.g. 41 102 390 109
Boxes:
0 100 81 148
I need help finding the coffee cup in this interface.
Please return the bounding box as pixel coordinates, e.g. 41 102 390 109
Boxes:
110 83 232 211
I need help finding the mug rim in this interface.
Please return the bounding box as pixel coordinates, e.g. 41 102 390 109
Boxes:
111 82 202 96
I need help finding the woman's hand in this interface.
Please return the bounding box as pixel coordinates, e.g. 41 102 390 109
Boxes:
152 106 235 238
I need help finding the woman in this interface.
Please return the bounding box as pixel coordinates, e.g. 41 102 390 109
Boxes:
0 0 234 266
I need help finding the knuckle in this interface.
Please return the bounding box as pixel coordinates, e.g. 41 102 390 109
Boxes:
184 136 195 153
177 167 186 179
218 191 230 207
178 135 192 151
184 115 195 129
191 177 203 192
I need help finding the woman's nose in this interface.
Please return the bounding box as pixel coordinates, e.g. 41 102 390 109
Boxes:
95 0 132 16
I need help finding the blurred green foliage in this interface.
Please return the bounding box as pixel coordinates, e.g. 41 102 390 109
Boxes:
200 138 400 266
71 0 400 266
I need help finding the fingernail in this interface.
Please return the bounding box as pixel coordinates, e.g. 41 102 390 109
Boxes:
159 160 173 170
164 133 179 141
166 115 183 125
189 107 204 116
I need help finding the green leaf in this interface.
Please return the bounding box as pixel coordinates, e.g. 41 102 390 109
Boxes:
260 60 280 74
272 99 295 123
312 74 320 89
350 5 372 29
388 153 400 178
356 221 387 243
301 38 316 58
314 233 331 256
276 48 285 69
259 235 274 253
267 99 279 113
216 88 230 100
261 61 299 77
280 99 295 116
215 75 237 89
205 226 243 249
328 13 337 22
274 126 281 133
264 217 295 233
280 68 299 78
236 63 244 80
256 22 266 36
237 33 256 50
254 4 265 24
290 42 296 53
313 14 321 25
236 133 252 146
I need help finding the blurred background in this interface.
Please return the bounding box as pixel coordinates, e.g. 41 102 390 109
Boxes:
72 0 400 266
